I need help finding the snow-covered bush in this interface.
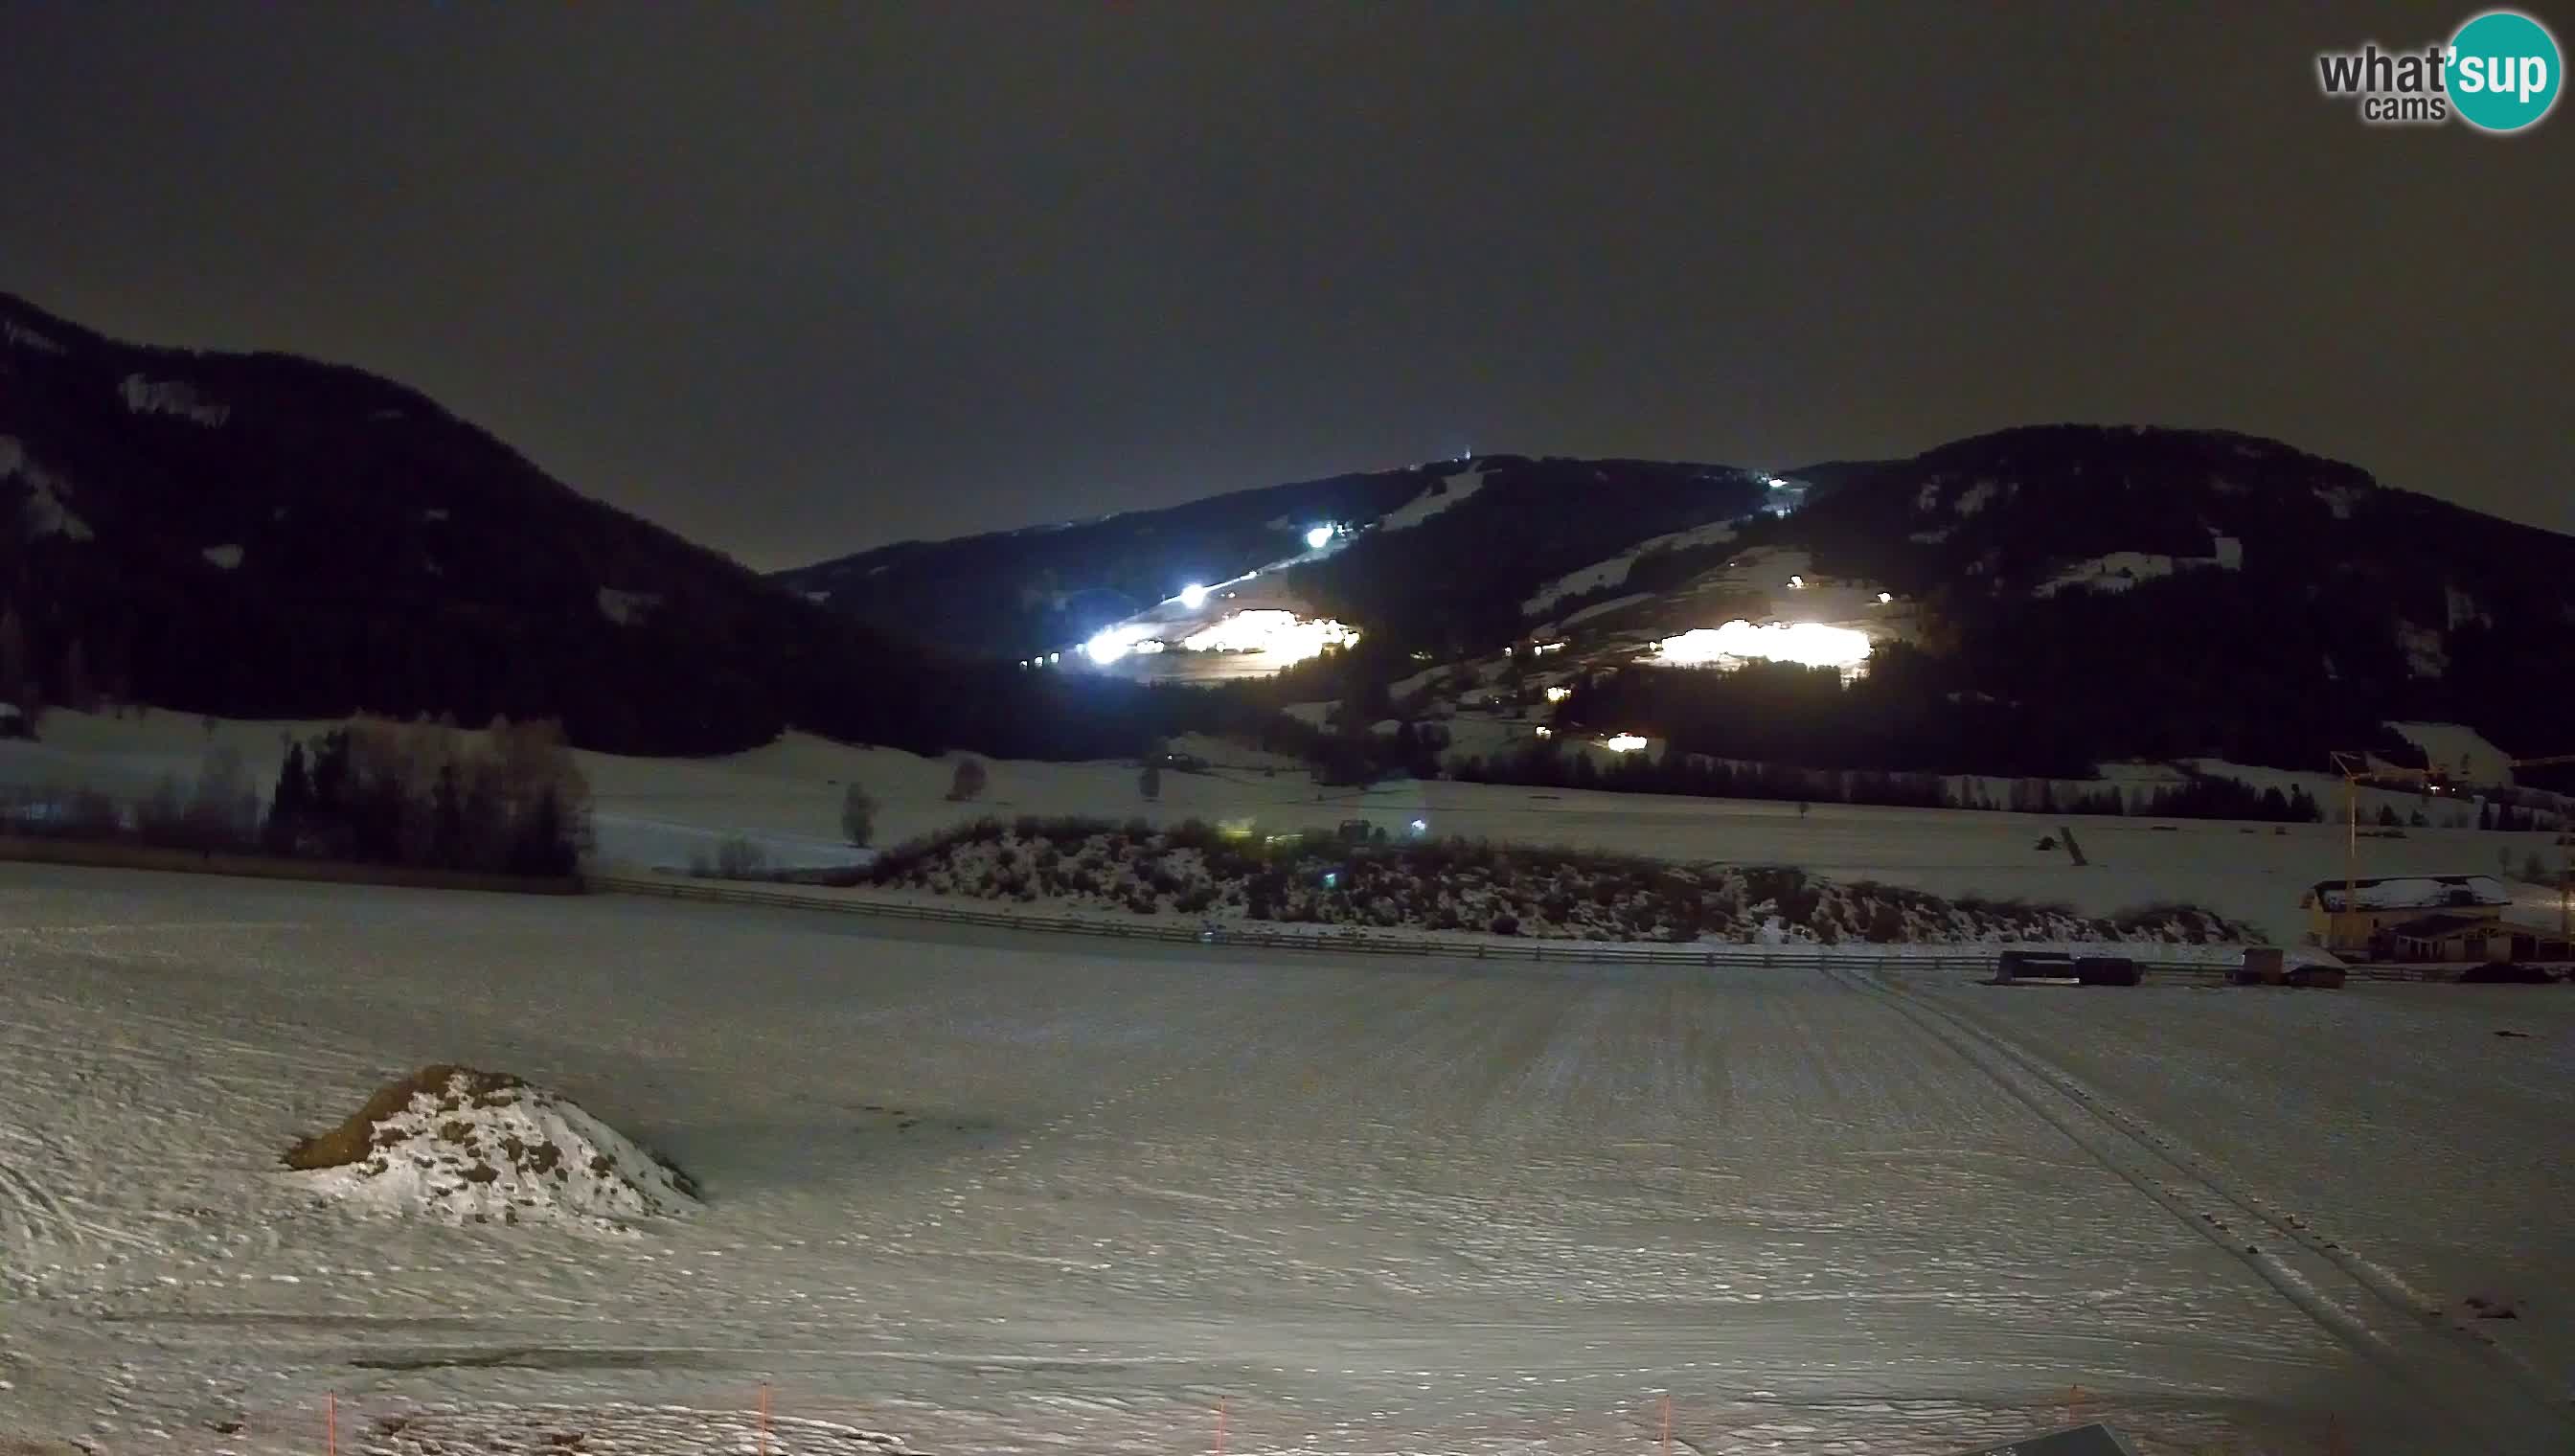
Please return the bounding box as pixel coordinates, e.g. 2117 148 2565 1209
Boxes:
864 817 2255 944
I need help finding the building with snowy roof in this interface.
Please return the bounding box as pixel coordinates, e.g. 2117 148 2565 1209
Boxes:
2299 875 2509 956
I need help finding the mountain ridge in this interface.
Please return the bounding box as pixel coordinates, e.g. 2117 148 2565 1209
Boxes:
9 287 2567 781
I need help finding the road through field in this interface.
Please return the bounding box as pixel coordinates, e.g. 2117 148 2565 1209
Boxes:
0 863 2494 1455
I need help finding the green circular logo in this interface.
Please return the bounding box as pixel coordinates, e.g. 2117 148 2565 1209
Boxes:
2449 10 2562 132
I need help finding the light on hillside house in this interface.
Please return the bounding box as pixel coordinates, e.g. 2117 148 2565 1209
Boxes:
1305 524 1334 550
1544 686 1571 703
1409 818 1427 836
1788 575 1806 589
1878 591 1894 603
1048 651 1060 664
1178 582 1210 609
1604 733 1649 753
1535 725 1553 739
1534 640 1566 654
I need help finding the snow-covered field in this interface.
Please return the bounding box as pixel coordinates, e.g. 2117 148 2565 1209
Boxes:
7 711 2567 946
5 862 2571 1455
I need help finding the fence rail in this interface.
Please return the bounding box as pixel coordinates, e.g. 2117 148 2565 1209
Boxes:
589 871 2464 981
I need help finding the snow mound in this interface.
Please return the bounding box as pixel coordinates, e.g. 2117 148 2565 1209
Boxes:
288 1066 696 1229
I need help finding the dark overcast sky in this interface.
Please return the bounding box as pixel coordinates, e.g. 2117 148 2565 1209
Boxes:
2 3 2565 570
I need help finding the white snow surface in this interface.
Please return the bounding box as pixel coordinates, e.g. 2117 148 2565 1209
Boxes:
201 543 244 571
2033 539 2241 599
10 711 2573 946
119 374 231 426
1373 466 1486 532
2033 551 2177 597
1 434 95 541
2306 873 2510 911
2396 622 2449 678
3 865 2571 1455
2385 720 2514 784
596 587 661 626
1518 521 1737 617
1553 590 1652 626
3 319 67 353
300 1070 697 1230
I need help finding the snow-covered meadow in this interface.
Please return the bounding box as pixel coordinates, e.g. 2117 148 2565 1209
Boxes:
8 710 2565 947
3 862 2570 1456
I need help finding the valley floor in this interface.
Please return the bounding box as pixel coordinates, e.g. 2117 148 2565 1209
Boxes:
4 864 2570 1455
9 710 2569 948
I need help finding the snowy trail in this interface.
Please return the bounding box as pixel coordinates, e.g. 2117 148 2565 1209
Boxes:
1857 968 2575 1452
0 862 2547 1455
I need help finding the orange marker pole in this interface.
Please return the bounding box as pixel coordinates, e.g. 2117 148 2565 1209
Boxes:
1659 1393 1673 1456
327 1392 337 1456
759 1382 772 1456
1216 1396 1229 1456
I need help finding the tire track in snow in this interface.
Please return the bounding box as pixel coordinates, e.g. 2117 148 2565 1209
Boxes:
1834 966 2575 1452
0 1114 101 1254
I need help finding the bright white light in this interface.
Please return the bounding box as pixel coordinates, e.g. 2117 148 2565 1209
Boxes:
1408 818 1427 834
1604 733 1649 753
1766 476 1787 489
1533 640 1566 655
1788 575 1806 589
1651 621 1874 671
1305 525 1333 550
1878 591 1893 603
1179 609 1360 664
1543 686 1571 703
1535 725 1552 739
1048 651 1060 664
1178 582 1209 609
1083 624 1160 665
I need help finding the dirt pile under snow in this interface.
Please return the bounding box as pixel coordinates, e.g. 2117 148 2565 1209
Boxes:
870 817 2258 944
286 1066 696 1228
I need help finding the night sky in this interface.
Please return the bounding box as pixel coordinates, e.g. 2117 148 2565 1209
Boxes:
2 3 2565 570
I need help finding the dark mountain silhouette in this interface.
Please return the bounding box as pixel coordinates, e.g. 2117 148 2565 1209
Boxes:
0 290 1180 759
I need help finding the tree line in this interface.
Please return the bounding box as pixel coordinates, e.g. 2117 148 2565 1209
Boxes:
1 715 590 877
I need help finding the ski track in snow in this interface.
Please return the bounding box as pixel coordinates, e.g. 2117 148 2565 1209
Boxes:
2 862 2570 1456
1857 967 2575 1454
